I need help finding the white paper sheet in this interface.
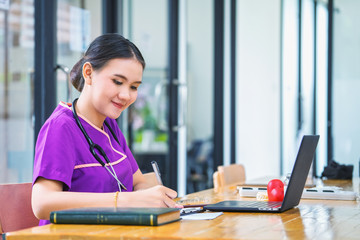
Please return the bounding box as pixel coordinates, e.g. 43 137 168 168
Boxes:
181 212 223 220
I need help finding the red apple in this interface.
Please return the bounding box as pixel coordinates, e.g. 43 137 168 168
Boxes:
267 179 284 201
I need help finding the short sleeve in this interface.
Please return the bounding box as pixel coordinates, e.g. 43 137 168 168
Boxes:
33 116 76 190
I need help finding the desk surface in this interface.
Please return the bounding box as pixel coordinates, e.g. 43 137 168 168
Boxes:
6 179 360 240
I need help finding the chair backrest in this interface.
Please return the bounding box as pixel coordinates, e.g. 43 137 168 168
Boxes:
212 171 221 189
213 164 246 188
0 183 39 234
143 172 160 187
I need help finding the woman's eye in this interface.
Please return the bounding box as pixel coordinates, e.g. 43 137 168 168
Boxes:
131 86 138 90
112 79 122 85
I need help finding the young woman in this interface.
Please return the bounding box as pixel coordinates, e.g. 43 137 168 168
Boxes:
32 33 182 225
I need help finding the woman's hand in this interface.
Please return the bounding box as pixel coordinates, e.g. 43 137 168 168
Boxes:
120 185 183 208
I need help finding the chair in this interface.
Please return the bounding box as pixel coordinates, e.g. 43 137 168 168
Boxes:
213 164 246 188
212 171 221 189
0 183 39 234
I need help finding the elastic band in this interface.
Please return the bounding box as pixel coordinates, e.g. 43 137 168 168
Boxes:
114 191 119 208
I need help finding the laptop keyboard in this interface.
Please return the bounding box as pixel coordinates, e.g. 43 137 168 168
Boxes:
240 201 282 209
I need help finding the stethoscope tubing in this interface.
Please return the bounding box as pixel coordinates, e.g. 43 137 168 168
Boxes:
72 98 127 191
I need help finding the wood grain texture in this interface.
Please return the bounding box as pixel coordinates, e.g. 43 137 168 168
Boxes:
6 179 360 240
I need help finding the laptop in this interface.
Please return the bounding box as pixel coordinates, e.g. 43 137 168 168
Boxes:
204 135 319 213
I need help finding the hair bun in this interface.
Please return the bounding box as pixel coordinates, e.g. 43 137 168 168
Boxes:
70 58 85 92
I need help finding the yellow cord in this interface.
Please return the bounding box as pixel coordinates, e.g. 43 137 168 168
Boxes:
114 191 119 208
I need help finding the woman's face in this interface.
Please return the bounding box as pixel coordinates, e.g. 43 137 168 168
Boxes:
87 58 143 120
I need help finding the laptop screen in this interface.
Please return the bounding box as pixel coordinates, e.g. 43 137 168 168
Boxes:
280 135 319 211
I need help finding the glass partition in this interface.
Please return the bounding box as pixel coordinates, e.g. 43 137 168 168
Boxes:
121 0 215 193
300 0 316 176
0 0 35 183
236 0 281 179
120 0 171 185
56 0 102 103
315 1 328 176
332 0 360 177
185 0 214 192
281 0 300 176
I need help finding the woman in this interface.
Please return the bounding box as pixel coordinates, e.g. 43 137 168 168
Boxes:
32 33 181 225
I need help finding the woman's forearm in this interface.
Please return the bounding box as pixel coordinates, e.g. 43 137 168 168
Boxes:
32 177 181 220
32 178 118 220
32 191 116 220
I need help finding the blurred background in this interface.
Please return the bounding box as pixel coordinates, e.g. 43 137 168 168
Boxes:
0 0 359 196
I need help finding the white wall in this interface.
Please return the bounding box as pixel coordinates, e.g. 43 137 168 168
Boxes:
236 0 281 180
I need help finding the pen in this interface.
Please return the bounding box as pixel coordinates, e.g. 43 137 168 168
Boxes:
180 207 205 216
182 204 208 208
151 161 163 185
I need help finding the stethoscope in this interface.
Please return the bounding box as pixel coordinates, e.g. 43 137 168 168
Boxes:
72 98 127 192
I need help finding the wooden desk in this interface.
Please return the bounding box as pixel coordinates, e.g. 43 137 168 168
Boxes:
5 179 360 240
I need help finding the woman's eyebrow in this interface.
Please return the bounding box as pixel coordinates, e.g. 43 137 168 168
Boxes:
113 74 127 80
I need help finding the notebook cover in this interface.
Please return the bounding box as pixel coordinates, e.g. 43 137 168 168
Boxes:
50 207 180 226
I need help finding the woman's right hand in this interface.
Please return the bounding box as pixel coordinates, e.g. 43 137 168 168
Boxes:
121 185 183 208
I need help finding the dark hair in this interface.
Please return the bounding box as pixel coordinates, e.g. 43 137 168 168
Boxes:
70 33 145 92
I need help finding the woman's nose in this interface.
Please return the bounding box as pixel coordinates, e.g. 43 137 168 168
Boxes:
117 88 131 101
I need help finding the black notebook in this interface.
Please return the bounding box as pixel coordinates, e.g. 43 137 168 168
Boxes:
50 207 181 226
204 135 319 213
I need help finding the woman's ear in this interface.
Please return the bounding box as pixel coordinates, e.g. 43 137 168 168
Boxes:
82 62 93 85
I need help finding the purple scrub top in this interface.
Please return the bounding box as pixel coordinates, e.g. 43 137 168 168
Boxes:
33 102 139 225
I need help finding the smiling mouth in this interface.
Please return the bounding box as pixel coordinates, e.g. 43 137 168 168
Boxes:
112 101 125 109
